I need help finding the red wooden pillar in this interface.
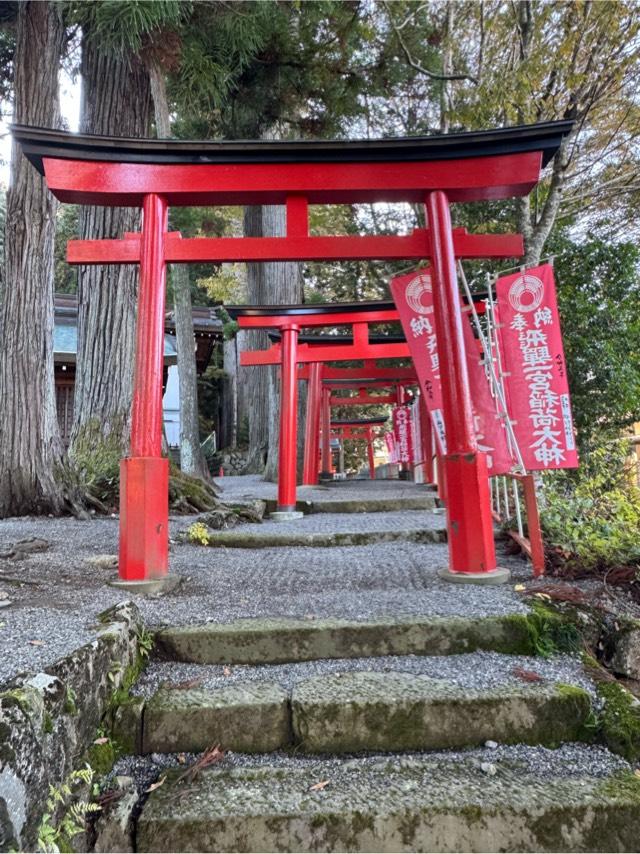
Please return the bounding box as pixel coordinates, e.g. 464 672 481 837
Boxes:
425 190 506 583
320 386 332 479
276 324 300 512
367 427 376 479
118 193 169 587
302 362 322 485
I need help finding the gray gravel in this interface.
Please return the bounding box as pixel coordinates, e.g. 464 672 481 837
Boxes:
133 650 595 699
0 476 539 685
111 743 630 798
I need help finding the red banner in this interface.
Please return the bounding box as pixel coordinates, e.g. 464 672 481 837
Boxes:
384 431 398 463
390 269 447 453
460 305 515 475
391 268 515 475
495 264 578 470
392 405 414 463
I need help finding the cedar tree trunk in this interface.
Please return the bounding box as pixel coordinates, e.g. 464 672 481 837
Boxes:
69 38 151 468
0 2 74 516
148 61 209 478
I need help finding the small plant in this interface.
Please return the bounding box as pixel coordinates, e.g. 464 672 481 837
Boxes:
187 521 210 545
38 765 100 853
137 626 154 660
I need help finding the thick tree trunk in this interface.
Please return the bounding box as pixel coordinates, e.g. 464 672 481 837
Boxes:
0 1 77 516
260 205 304 482
70 39 151 468
148 61 209 478
243 206 271 473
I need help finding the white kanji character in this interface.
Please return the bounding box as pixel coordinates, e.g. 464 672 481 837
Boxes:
534 443 566 467
511 313 528 332
410 316 432 338
534 306 553 328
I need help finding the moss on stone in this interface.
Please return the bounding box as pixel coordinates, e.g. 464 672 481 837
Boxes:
597 681 640 762
87 738 117 776
43 713 54 734
599 770 640 803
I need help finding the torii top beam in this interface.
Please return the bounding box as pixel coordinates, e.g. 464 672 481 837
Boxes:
14 121 571 207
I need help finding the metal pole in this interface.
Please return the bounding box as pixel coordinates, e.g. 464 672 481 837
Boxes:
119 193 169 586
302 362 322 485
425 191 503 581
513 478 524 537
277 325 299 511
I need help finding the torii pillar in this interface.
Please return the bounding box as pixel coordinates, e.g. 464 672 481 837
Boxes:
425 191 506 584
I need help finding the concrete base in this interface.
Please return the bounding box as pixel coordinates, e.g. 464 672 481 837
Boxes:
269 510 305 522
108 575 183 597
438 566 511 586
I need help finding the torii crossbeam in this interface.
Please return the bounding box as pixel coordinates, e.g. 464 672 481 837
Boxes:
14 120 572 588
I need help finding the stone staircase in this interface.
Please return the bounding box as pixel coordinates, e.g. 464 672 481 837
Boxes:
104 484 640 852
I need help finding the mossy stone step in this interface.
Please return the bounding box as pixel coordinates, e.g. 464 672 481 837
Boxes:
291 671 591 753
264 495 437 515
154 614 538 666
140 671 592 755
137 753 640 852
199 526 446 549
142 682 289 754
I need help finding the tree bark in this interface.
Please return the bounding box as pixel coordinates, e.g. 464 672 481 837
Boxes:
261 204 304 482
148 61 209 478
0 1 76 516
70 38 151 465
243 206 271 473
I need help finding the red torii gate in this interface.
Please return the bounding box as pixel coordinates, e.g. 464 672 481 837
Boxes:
331 417 389 480
14 120 571 587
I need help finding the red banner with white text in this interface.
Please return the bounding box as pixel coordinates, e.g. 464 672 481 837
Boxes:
384 431 398 463
392 405 414 463
391 268 515 474
495 264 578 470
390 269 447 453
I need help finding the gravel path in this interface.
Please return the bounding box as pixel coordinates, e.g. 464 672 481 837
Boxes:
111 742 629 798
133 650 595 699
0 477 529 686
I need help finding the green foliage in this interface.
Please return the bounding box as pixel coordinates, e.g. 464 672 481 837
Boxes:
525 601 582 659
550 234 640 446
68 0 187 56
38 765 99 853
541 443 640 572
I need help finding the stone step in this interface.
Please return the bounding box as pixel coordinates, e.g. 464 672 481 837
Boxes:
140 669 591 755
264 494 438 515
136 746 640 852
154 613 539 666
200 524 447 549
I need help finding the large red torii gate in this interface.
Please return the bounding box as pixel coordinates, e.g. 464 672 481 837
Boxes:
14 120 572 588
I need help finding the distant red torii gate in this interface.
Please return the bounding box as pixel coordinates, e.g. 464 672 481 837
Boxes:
331 417 389 480
14 120 572 587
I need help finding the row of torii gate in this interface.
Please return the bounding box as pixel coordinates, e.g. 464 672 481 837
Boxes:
14 119 572 588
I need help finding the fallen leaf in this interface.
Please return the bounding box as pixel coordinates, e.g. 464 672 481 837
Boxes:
145 775 166 793
534 592 552 602
512 667 544 683
223 666 232 677
513 584 526 592
177 753 187 765
93 737 109 745
28 640 44 646
634 769 640 779
309 780 330 791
